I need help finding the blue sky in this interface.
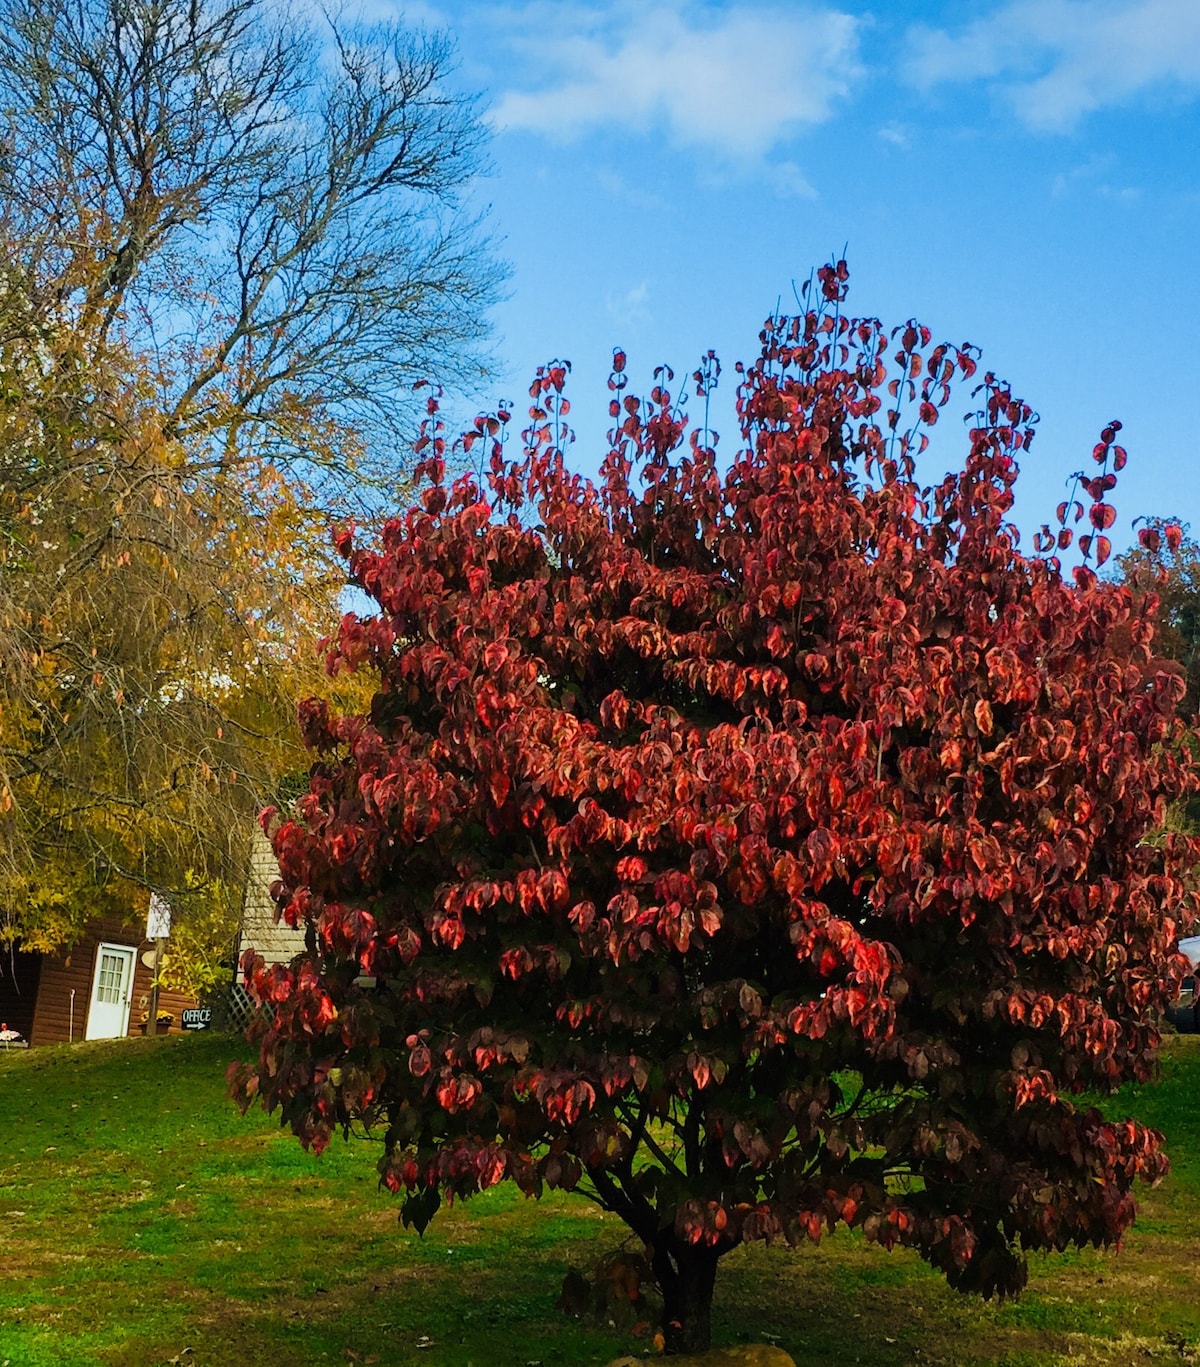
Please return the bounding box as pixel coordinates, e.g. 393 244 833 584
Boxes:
399 0 1199 558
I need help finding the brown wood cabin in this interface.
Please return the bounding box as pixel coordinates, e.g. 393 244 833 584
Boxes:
0 915 198 1047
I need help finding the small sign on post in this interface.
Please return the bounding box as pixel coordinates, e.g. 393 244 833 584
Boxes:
146 894 172 940
181 1007 212 1031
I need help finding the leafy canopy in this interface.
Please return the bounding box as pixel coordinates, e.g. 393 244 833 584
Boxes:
235 264 1199 1354
0 0 501 974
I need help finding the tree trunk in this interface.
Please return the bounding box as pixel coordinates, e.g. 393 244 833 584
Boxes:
653 1236 720 1355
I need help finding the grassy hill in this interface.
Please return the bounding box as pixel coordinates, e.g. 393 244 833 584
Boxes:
2 1031 1200 1366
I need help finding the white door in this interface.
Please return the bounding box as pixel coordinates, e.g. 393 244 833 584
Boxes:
85 943 136 1040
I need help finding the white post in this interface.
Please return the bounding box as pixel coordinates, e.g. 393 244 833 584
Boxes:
146 893 172 1035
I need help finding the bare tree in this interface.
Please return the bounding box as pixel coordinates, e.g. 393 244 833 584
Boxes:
0 0 502 475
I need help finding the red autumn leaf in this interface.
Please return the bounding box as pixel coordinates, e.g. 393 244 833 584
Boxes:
489 769 510 807
483 640 509 671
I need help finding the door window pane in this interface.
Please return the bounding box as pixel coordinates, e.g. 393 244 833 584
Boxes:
97 952 126 1004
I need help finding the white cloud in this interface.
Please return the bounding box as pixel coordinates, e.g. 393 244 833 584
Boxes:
877 121 911 148
593 167 668 213
605 281 652 333
490 2 863 159
1050 157 1142 201
905 0 1200 130
766 160 818 199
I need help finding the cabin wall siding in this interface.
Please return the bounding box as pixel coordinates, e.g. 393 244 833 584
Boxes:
20 916 198 1046
28 942 95 1045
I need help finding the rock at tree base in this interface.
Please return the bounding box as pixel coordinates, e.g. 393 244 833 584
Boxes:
606 1347 795 1367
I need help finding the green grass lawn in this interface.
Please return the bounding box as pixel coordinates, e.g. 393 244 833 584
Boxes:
2 1032 1200 1366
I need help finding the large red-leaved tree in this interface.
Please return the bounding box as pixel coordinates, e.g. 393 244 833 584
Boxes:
232 264 1199 1355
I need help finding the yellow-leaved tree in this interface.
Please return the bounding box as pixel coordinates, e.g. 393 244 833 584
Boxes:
0 0 503 989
